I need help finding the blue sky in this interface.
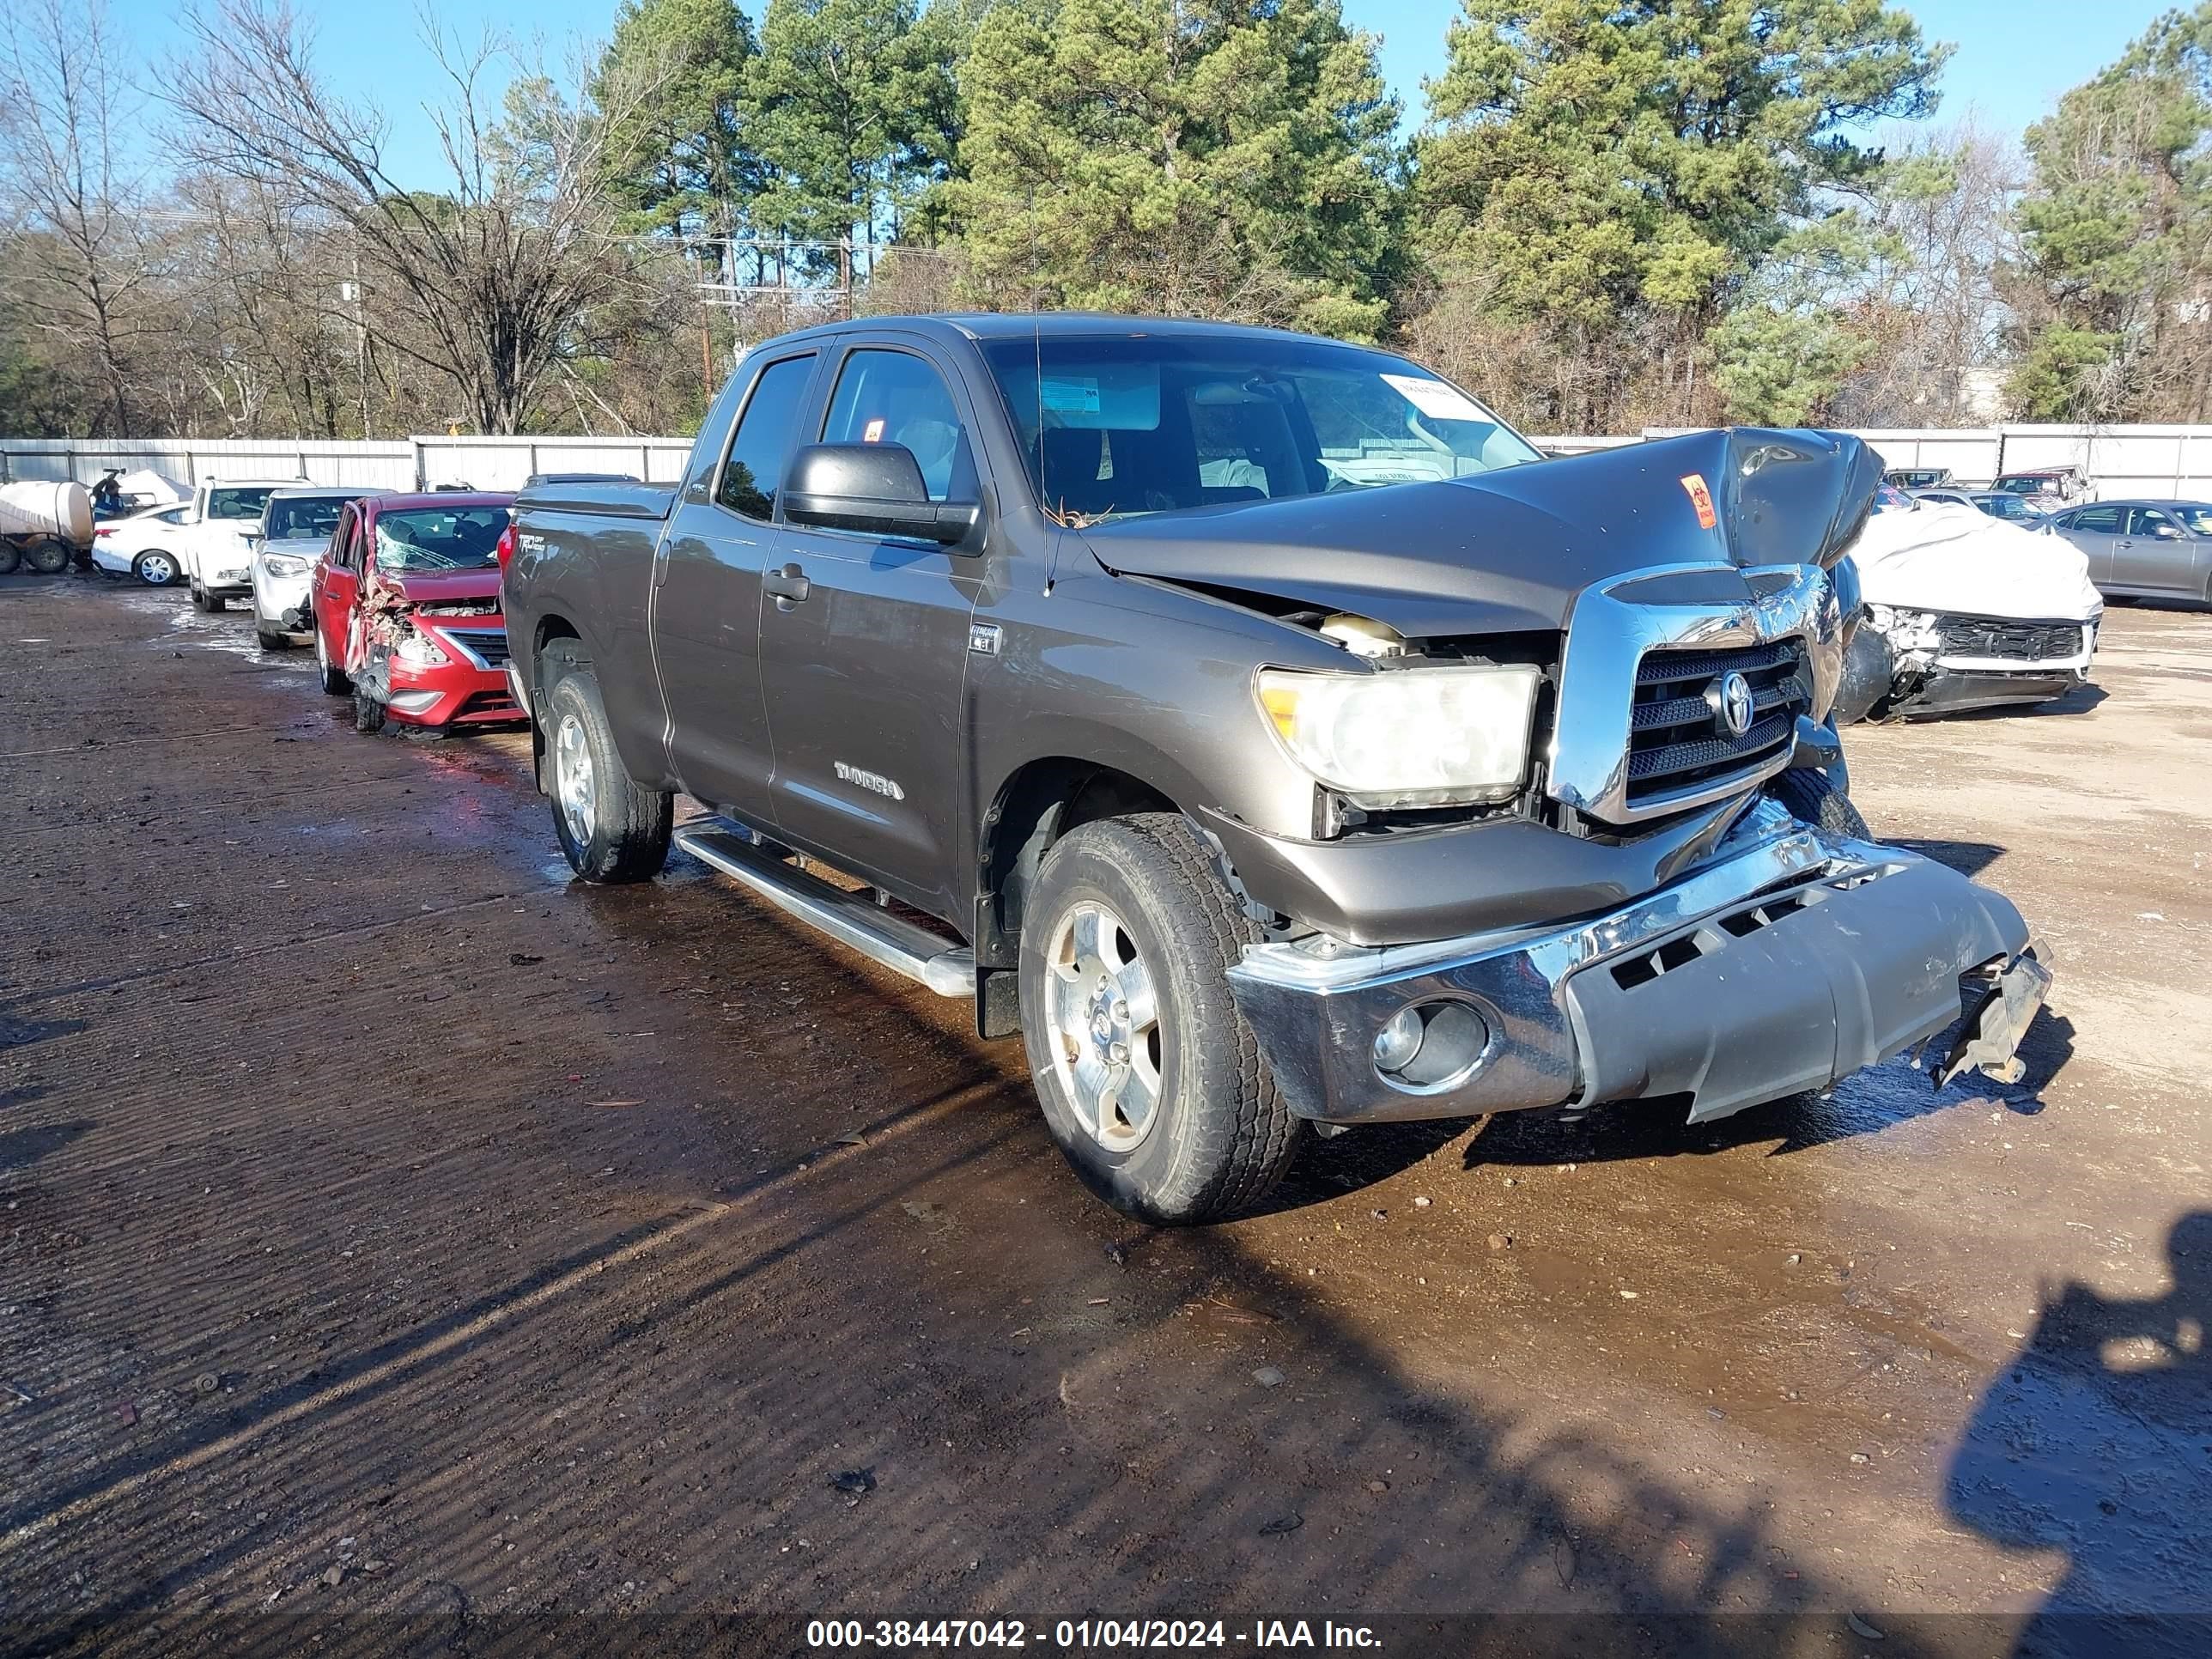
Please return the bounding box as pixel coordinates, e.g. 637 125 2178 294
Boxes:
121 0 2166 189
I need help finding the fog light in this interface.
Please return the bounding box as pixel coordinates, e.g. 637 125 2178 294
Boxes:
1373 1000 1490 1091
1374 1006 1424 1073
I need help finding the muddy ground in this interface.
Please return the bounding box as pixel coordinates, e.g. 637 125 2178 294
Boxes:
0 572 2204 1656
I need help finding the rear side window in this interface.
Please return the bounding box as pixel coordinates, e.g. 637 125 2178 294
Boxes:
2069 506 2122 533
716 354 815 520
820 349 974 502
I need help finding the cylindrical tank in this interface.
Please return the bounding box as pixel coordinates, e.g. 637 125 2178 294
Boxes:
0 480 94 545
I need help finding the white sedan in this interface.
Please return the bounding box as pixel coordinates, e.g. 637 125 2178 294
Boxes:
1838 485 2103 720
89 503 193 586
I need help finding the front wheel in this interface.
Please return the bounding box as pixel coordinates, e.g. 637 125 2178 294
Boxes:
352 686 386 734
1017 813 1303 1224
134 550 180 587
1769 767 1871 840
255 620 291 651
542 641 672 883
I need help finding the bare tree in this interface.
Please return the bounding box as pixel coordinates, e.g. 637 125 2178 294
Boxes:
170 0 665 434
0 0 155 432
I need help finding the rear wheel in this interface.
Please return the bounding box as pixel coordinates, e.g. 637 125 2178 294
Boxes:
542 641 672 883
0 544 17 576
133 550 180 587
26 538 69 575
1017 813 1303 1224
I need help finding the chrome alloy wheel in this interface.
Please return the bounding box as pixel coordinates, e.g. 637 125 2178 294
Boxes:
1044 899 1164 1152
555 710 596 847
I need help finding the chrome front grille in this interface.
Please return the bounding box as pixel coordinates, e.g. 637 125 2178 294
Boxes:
1545 562 1843 828
439 627 511 670
1626 640 1811 807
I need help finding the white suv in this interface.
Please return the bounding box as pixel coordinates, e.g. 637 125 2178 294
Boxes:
181 478 304 611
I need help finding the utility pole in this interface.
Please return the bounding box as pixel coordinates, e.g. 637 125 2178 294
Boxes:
343 247 372 440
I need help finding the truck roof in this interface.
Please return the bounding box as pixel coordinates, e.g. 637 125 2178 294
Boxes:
746 312 1352 354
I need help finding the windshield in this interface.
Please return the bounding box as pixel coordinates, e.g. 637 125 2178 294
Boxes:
209 487 277 520
265 497 349 541
978 335 1541 520
371 507 507 572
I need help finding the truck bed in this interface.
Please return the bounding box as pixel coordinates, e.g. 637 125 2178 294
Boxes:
514 481 676 520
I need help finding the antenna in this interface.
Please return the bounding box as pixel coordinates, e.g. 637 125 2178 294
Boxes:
1036 310 1059 596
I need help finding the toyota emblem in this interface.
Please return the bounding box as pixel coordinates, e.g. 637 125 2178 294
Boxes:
1711 671 1755 738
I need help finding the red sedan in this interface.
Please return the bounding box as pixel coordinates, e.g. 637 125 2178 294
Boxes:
309 492 523 733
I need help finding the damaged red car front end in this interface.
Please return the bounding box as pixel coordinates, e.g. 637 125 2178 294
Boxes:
312 494 523 732
359 570 521 727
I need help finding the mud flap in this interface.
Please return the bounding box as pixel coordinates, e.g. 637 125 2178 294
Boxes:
1937 942 2053 1088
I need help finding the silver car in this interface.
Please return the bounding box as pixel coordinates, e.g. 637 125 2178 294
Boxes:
250 487 388 649
2050 500 2212 606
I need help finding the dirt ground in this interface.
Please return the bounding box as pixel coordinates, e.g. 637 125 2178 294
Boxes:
1 571 2204 1656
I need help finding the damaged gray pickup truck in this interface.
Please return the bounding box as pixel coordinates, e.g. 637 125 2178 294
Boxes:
501 315 2051 1223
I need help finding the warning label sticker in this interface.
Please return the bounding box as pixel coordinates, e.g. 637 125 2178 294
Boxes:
1679 472 1717 529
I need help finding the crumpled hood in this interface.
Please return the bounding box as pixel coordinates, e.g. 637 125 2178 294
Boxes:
1846 504 2102 622
372 568 503 607
1076 427 1881 638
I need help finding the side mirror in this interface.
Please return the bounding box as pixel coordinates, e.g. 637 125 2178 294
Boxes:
783 442 979 548
2154 522 2185 540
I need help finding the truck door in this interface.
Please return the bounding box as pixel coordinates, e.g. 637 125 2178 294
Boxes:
652 349 818 820
756 340 983 915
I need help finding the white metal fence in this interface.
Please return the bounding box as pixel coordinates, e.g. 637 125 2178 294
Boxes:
13 423 2212 500
0 434 694 493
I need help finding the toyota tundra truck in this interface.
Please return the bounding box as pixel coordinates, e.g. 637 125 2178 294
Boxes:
501 315 2050 1224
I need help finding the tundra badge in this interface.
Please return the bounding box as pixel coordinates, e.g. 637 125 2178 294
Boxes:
834 761 905 801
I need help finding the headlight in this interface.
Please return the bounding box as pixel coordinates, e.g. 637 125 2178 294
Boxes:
1255 664 1540 810
262 553 309 578
394 630 450 669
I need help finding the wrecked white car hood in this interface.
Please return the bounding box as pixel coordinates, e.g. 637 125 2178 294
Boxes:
1846 503 2103 621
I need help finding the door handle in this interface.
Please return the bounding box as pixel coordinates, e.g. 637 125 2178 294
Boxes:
764 562 811 610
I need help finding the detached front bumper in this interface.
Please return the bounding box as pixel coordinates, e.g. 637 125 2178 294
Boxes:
1227 799 2045 1127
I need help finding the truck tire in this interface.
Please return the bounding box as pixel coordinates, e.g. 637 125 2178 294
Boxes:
540 641 672 883
1017 813 1303 1224
26 538 70 575
0 544 17 576
315 623 349 695
1769 767 1870 841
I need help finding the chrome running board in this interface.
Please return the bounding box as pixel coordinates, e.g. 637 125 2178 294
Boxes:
673 821 975 999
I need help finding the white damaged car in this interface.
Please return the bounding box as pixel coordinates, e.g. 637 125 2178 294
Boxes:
1836 485 2104 721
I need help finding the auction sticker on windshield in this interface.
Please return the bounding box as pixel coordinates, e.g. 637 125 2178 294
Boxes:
1381 373 1486 422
